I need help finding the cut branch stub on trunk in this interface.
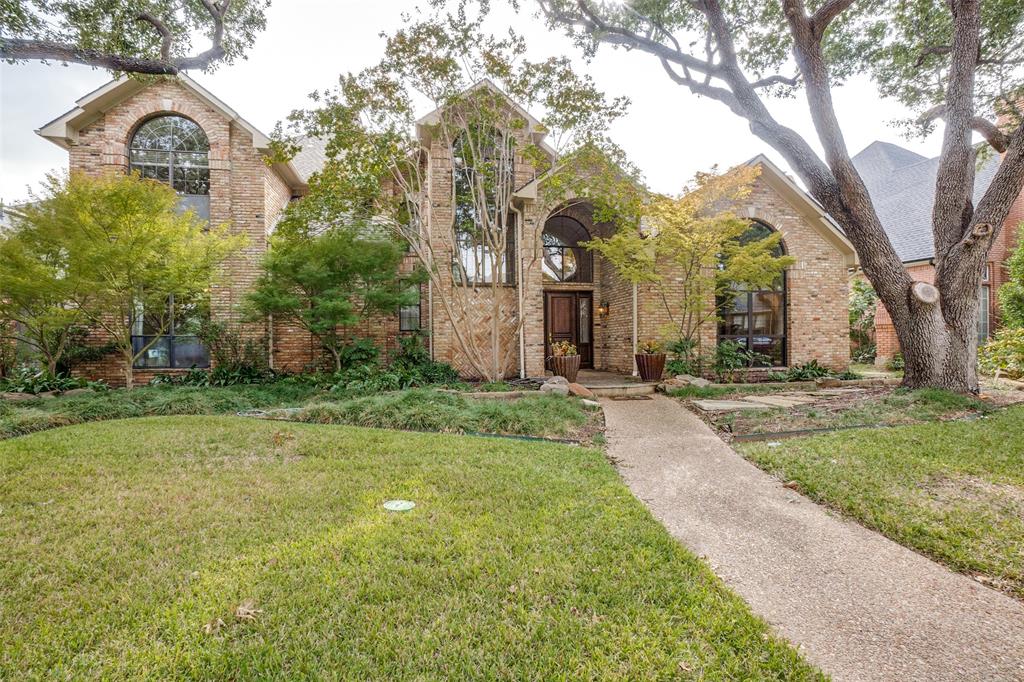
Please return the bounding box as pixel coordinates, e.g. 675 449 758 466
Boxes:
911 281 940 305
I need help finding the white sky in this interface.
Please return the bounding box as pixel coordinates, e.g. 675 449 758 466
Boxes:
0 0 946 204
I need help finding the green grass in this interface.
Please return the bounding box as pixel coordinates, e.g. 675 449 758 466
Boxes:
297 389 591 439
0 417 822 679
0 385 590 441
738 405 1024 599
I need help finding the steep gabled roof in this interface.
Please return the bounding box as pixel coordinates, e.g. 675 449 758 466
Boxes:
851 142 1000 263
743 154 857 266
414 78 557 158
36 75 306 192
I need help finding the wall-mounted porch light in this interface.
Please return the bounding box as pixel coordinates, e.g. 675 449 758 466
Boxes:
597 301 610 317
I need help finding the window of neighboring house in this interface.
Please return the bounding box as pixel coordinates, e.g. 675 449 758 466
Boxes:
542 215 593 283
399 283 421 332
129 115 210 221
452 130 516 285
716 221 787 367
132 295 209 369
978 284 990 343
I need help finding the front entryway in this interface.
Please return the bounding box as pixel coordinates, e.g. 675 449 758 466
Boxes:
544 291 593 370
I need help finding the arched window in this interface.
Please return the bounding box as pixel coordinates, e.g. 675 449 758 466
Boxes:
453 129 515 284
129 115 210 220
542 215 593 283
717 221 787 367
128 115 211 369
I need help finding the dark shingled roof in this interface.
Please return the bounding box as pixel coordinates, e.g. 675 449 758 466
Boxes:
851 141 1000 263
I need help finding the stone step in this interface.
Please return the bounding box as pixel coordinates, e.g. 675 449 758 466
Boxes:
585 382 658 397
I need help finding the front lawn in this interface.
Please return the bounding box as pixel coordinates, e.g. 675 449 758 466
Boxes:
0 385 594 442
0 417 821 679
739 405 1024 600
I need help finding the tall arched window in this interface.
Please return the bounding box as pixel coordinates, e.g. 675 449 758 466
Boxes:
542 215 593 283
717 221 787 366
128 115 211 369
129 115 210 220
453 129 515 284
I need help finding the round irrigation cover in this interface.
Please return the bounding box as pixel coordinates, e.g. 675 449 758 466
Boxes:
383 499 416 512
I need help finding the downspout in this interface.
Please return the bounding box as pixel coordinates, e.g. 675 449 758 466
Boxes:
511 202 526 379
428 279 434 361
267 313 275 371
632 283 638 376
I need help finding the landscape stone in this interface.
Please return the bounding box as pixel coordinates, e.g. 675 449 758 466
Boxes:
1 392 37 402
544 375 569 386
539 382 570 396
568 383 595 398
692 399 771 412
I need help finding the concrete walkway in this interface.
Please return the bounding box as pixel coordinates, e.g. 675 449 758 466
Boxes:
602 395 1024 681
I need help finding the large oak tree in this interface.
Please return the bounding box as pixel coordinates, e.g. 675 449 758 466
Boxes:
1 0 268 74
534 0 1024 392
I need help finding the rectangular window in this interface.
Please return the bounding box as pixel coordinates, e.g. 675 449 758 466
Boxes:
454 215 516 285
399 284 421 332
978 285 990 343
132 295 210 369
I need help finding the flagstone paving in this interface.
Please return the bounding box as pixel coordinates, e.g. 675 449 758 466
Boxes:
602 394 1024 681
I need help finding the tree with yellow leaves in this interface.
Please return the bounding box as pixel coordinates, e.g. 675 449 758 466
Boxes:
587 166 794 354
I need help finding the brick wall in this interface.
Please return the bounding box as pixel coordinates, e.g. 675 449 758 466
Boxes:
62 80 300 386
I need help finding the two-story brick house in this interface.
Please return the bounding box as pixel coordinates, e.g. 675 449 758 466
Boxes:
37 75 858 383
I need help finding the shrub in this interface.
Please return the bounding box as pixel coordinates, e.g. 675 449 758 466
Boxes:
979 328 1024 379
886 351 905 372
665 338 702 376
783 360 833 381
713 340 768 383
199 321 274 386
0 365 87 394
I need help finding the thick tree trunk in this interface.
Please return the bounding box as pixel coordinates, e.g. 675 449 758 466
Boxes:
887 280 979 393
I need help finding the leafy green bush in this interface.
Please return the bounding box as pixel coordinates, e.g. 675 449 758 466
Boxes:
886 351 905 372
713 341 769 383
665 338 702 376
199 321 275 385
0 366 87 394
979 328 1024 379
782 360 833 381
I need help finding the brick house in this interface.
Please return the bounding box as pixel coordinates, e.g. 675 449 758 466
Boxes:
850 141 1022 366
36 76 857 384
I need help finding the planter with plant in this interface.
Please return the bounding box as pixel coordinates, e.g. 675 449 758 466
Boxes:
635 340 667 382
550 339 581 383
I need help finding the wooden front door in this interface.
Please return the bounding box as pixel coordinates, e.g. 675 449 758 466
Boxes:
544 291 593 369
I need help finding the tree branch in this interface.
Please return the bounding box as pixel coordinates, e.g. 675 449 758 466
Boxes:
809 0 858 37
0 0 231 74
920 104 1010 152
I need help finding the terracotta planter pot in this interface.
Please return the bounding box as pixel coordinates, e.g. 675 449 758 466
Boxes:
635 353 666 382
551 354 581 383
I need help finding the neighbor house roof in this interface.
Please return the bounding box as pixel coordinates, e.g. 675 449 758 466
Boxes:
36 75 307 193
851 141 1000 263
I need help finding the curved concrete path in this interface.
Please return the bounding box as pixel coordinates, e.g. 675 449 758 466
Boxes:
603 395 1024 681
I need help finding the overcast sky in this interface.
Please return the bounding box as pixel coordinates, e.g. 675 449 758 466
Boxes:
0 0 946 204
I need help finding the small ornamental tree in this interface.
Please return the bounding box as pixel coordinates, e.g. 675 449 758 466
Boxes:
246 206 418 373
533 0 1024 392
0 0 269 75
24 172 243 388
272 8 637 381
0 205 91 375
998 229 1024 329
587 166 794 348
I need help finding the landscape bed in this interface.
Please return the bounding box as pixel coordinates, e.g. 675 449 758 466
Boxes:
738 404 1024 600
0 385 597 442
0 417 822 679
